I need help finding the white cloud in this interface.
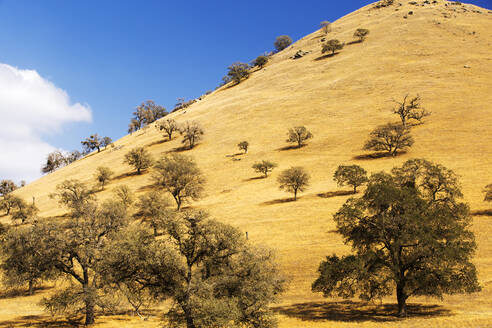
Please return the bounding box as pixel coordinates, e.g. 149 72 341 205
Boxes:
0 63 92 182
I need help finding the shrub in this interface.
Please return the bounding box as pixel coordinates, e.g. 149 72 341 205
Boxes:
274 35 293 52
252 161 277 178
286 126 313 148
353 28 370 42
238 141 249 154
322 39 344 55
124 147 153 174
252 55 269 69
277 167 310 200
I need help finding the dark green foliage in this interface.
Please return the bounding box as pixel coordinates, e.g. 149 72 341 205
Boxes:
128 100 167 133
274 35 293 52
392 95 430 127
322 39 344 55
353 28 370 42
101 210 285 328
225 62 250 85
180 121 204 149
363 123 414 156
253 55 269 69
286 126 313 148
333 165 368 193
252 160 277 178
124 147 153 174
277 167 310 200
313 159 481 316
238 141 249 153
0 225 58 295
152 154 205 210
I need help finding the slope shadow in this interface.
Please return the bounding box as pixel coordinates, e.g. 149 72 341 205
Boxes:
353 151 407 160
317 190 355 198
276 144 306 151
274 300 451 323
471 209 492 216
261 197 297 206
314 52 341 61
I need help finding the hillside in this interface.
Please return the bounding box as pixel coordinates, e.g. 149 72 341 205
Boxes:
4 0 492 327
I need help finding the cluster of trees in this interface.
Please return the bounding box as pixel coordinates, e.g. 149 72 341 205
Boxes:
363 95 430 156
312 159 480 316
320 28 370 57
155 119 204 149
0 154 286 326
128 100 168 133
0 180 38 224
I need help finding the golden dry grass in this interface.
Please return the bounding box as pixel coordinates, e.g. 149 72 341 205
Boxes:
5 0 492 326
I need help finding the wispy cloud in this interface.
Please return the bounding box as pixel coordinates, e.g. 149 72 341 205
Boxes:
0 63 92 182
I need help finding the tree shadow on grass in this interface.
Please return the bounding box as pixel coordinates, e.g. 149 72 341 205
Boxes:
274 300 451 323
0 286 52 300
112 171 141 181
137 184 156 192
346 40 363 45
471 209 492 216
260 197 298 206
314 52 341 61
317 190 355 198
243 176 267 182
0 315 80 328
147 138 171 147
276 144 306 152
353 151 407 161
164 145 196 153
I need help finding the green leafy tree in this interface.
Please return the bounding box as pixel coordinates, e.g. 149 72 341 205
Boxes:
101 136 113 149
41 150 66 174
238 141 249 154
128 100 167 133
277 167 310 200
101 210 285 328
0 179 17 196
313 159 481 316
274 35 293 52
363 123 414 156
124 147 153 174
95 166 114 190
252 160 277 178
180 121 204 150
49 179 95 217
286 126 313 148
353 28 370 42
152 154 205 210
0 194 22 216
135 190 174 236
225 62 250 85
81 134 102 153
253 55 269 69
322 39 344 55
0 225 58 295
333 164 368 193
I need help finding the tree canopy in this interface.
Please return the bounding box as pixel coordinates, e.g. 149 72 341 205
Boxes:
277 167 310 200
333 164 368 193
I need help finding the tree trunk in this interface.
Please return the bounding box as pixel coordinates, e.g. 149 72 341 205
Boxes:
28 280 34 295
353 185 357 194
294 189 297 201
85 299 95 325
137 167 141 175
396 284 407 317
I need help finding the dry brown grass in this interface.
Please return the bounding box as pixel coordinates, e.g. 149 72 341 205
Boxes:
7 0 492 326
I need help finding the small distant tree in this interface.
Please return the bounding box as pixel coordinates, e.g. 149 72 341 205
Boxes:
313 159 481 317
320 21 332 34
392 95 430 128
226 62 250 85
158 118 179 141
128 100 167 133
253 55 269 69
101 137 113 149
238 141 249 154
0 179 17 196
124 147 153 175
483 184 492 202
286 126 313 148
274 35 293 52
353 28 370 42
95 166 113 190
49 179 95 216
322 39 344 55
333 165 368 193
363 123 414 156
277 167 310 200
41 151 66 174
180 121 204 150
11 199 38 224
152 154 205 210
135 191 174 236
19 181 26 187
81 134 102 153
64 150 82 164
252 160 277 178
113 185 134 210
0 225 58 295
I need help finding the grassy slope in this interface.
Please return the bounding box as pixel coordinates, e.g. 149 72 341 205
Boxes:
4 0 492 326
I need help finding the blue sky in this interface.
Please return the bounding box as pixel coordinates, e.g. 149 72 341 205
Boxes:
0 0 490 181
